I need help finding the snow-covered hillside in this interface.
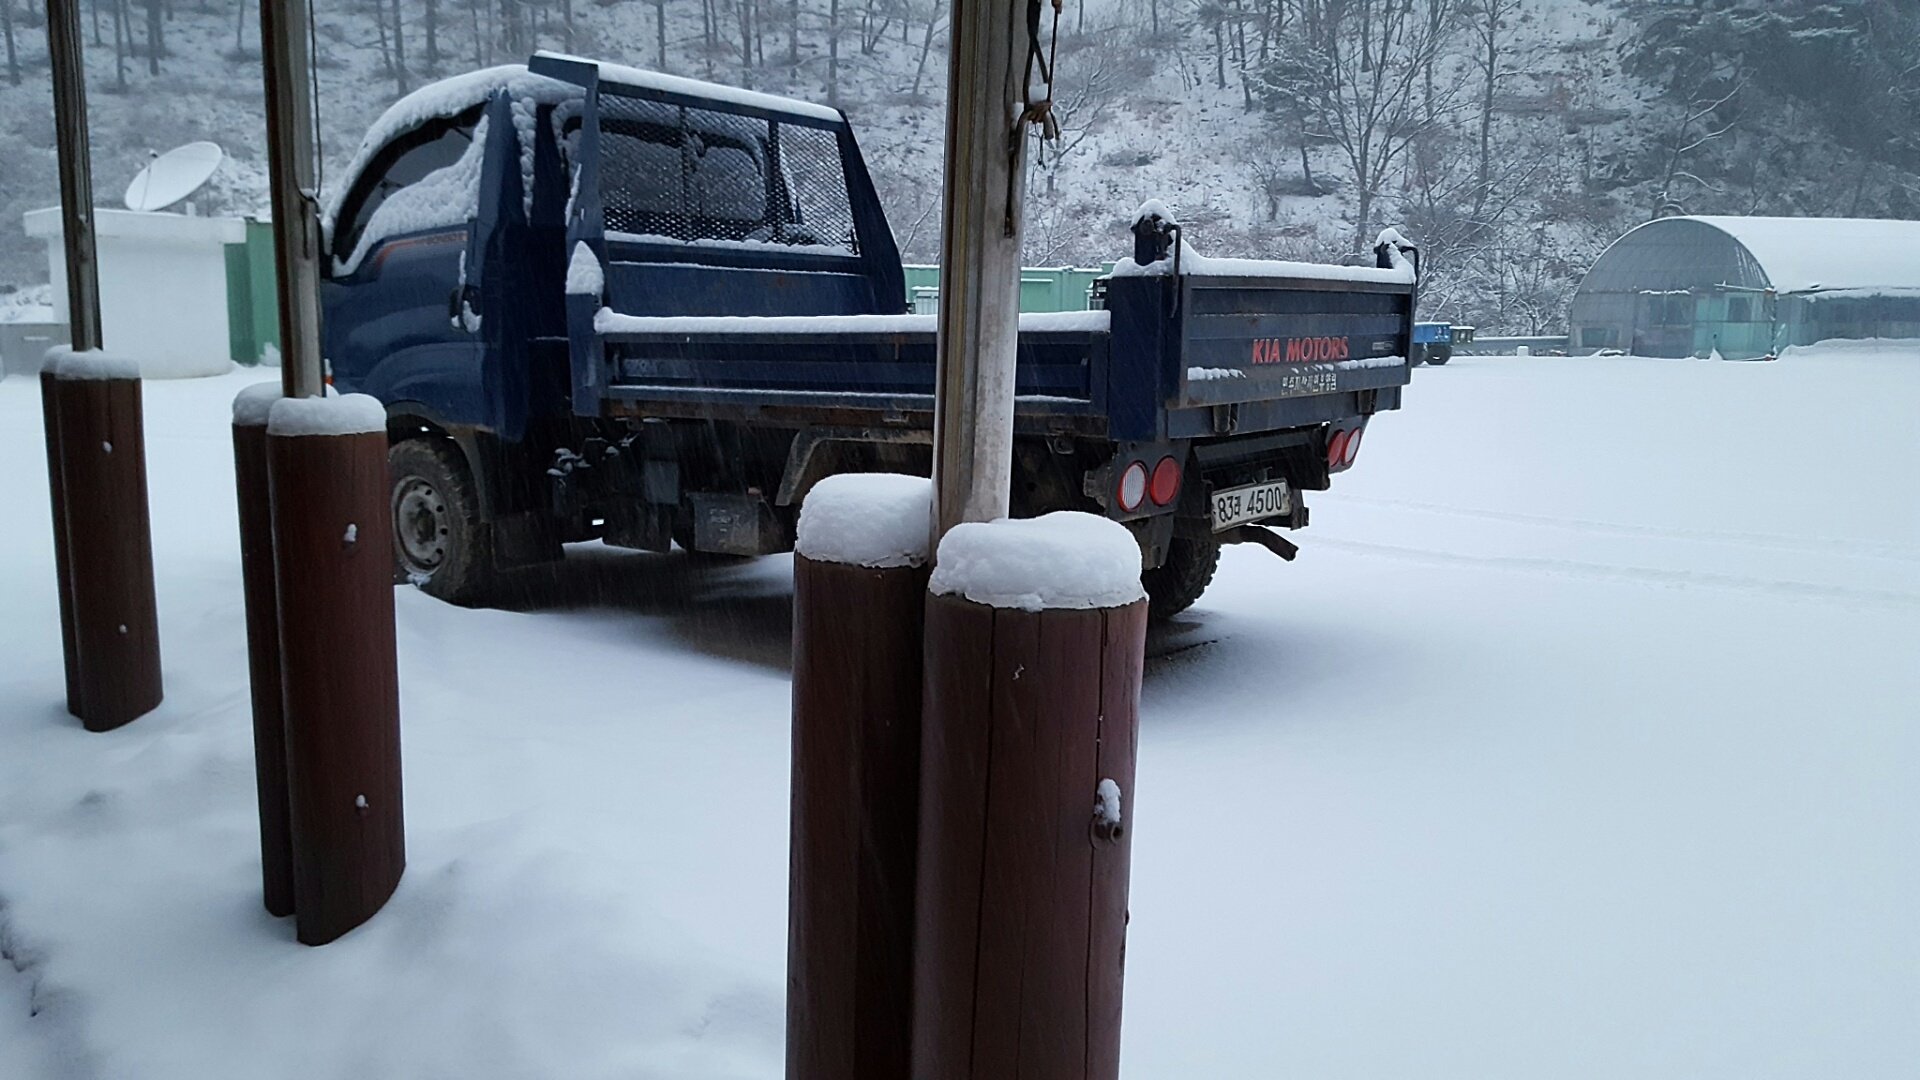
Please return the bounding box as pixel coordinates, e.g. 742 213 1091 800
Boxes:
2 344 1915 1077
1 0 1917 333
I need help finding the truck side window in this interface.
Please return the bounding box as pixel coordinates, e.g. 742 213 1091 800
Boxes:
332 102 486 268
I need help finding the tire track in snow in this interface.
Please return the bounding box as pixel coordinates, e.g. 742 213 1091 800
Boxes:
1328 495 1920 563
1312 537 1920 611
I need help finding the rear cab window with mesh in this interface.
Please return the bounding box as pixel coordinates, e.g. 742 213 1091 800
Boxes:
595 90 858 257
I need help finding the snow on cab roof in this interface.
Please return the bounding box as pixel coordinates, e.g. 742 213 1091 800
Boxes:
1656 216 1920 295
323 64 579 230
529 51 845 124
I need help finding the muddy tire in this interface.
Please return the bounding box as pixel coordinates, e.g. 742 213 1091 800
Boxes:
1143 535 1221 620
388 438 492 605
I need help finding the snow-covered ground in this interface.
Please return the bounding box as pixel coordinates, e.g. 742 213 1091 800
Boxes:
2 348 1917 1078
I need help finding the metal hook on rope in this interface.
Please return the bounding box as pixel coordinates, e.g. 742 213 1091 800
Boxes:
1006 0 1066 235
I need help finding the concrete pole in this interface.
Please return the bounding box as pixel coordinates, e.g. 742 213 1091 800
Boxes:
259 0 327 400
45 0 101 353
929 0 1030 543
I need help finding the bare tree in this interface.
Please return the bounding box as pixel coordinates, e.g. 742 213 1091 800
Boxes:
1653 69 1745 216
1462 0 1526 213
907 0 943 97
653 0 669 69
3 0 19 86
112 0 129 90
826 0 839 102
145 0 162 73
1032 43 1118 195
390 0 409 93
1260 0 1465 252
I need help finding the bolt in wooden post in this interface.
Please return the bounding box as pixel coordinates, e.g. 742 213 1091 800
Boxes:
233 384 295 918
787 475 934 1080
913 515 1149 1080
266 394 405 946
50 353 162 731
40 366 81 715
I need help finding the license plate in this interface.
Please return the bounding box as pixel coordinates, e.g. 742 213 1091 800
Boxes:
1210 480 1291 531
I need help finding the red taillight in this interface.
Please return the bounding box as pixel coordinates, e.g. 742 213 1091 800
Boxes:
1117 460 1149 512
1149 456 1181 506
1343 428 1363 466
1326 429 1351 469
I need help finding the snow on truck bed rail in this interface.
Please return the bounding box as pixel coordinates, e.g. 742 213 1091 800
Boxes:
532 51 845 123
592 309 1111 336
1111 238 1416 285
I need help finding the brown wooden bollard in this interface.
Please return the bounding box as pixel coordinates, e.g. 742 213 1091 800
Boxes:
913 514 1150 1080
786 474 934 1080
233 384 295 918
266 394 405 946
39 362 80 715
50 351 162 730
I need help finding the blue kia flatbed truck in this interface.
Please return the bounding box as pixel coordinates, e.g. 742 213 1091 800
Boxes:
319 53 1418 618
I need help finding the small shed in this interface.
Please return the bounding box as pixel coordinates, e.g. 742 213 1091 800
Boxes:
1567 216 1920 359
23 206 243 378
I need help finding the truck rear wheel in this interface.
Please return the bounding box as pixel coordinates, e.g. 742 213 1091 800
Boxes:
389 438 492 605
1143 535 1221 620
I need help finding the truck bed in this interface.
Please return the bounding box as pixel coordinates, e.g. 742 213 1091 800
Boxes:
577 271 1414 441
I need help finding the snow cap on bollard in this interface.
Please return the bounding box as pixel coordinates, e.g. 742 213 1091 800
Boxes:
44 346 142 381
929 511 1147 611
266 393 387 438
795 473 935 569
231 382 285 427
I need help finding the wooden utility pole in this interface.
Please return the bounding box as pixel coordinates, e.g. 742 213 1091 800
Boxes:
928 0 1029 544
248 0 406 944
912 1 1146 1076
260 0 325 402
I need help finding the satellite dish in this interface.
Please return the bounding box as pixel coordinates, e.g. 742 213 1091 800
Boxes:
124 141 223 212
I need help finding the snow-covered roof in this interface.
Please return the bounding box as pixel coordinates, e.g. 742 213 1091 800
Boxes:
529 51 845 124
1641 216 1920 295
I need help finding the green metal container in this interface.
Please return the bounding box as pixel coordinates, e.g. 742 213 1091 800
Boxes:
224 217 281 366
902 264 1112 314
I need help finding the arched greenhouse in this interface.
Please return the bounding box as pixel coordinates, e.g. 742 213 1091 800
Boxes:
1566 216 1920 359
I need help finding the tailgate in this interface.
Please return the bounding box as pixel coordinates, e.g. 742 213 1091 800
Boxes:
1176 275 1413 410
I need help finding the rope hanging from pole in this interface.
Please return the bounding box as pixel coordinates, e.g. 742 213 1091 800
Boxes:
1006 0 1065 235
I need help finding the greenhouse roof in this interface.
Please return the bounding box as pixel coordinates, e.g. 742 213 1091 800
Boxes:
1668 216 1920 295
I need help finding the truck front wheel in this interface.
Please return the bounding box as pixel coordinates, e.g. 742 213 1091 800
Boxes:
1143 535 1221 620
388 438 492 605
